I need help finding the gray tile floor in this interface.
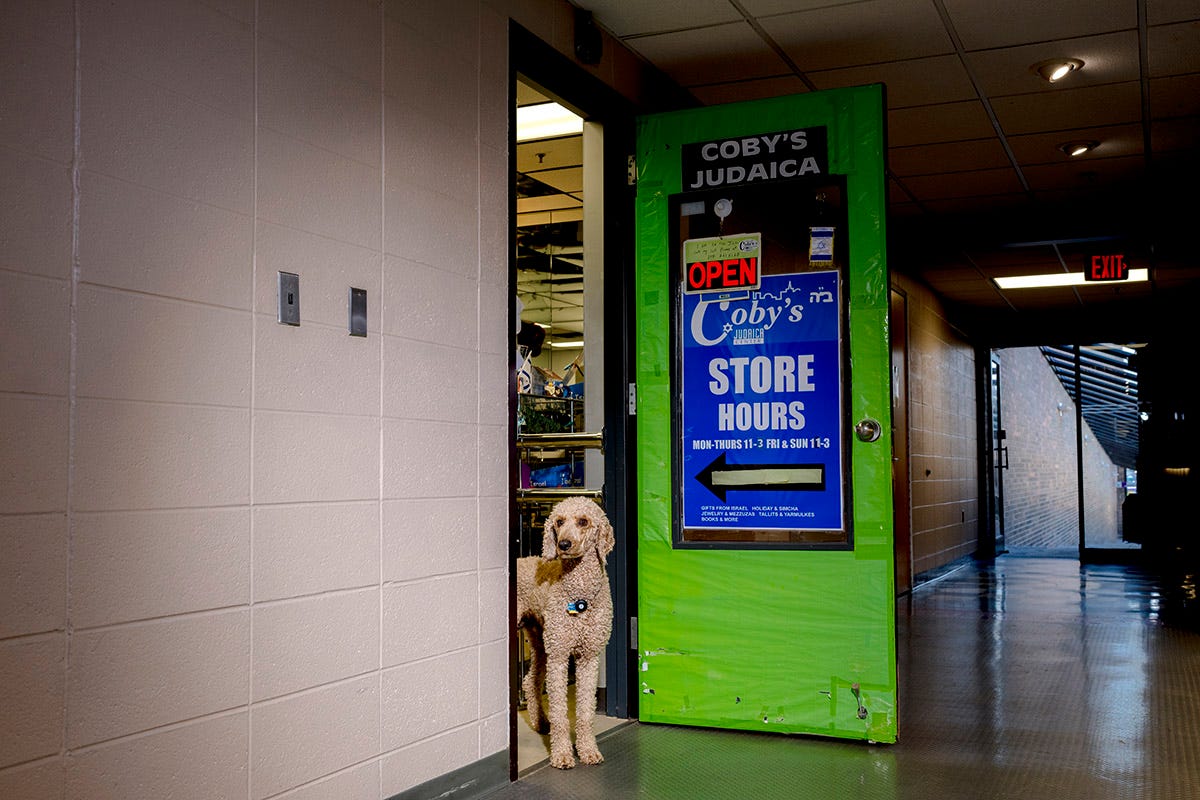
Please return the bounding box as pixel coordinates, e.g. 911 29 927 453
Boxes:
488 554 1200 799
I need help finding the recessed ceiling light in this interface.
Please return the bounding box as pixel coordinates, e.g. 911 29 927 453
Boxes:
1059 140 1100 157
1031 58 1084 82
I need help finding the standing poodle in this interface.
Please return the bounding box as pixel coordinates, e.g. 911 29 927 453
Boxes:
517 496 614 769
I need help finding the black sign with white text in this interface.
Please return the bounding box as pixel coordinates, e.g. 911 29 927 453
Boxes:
682 127 828 191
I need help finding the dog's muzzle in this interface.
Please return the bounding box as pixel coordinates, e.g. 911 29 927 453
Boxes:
557 538 574 554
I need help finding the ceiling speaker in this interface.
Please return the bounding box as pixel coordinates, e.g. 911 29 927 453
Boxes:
575 9 602 65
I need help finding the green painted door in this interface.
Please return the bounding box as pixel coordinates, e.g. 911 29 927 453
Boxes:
634 85 896 743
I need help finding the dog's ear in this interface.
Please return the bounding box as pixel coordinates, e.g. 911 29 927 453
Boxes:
596 509 615 559
542 512 559 560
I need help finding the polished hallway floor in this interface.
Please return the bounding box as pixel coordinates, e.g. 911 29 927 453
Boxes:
487 555 1200 799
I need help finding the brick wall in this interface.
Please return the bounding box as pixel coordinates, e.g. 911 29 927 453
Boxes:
996 347 1125 549
895 275 979 577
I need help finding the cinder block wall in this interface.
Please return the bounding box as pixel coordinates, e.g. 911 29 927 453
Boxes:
0 2 658 798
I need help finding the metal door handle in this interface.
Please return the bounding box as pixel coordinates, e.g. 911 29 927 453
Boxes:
855 418 882 443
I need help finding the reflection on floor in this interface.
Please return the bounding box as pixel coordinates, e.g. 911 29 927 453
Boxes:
517 688 627 774
490 555 1200 799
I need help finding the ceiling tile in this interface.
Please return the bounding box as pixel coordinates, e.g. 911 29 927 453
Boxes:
1146 0 1200 25
1023 154 1145 192
517 137 582 172
990 82 1141 135
688 76 811 105
887 99 995 146
940 286 1013 307
1007 123 1143 166
889 139 1013 176
739 0 864 15
1150 74 1200 118
1148 22 1200 77
525 166 583 194
888 201 924 219
810 54 976 108
516 207 584 227
516 82 550 106
1152 116 1200 152
887 180 911 204
517 195 582 214
966 248 1061 271
624 21 791 85
941 0 1135 51
574 0 1200 329
902 166 1026 201
760 0 953 72
585 0 741 37
963 31 1139 97
919 192 1032 216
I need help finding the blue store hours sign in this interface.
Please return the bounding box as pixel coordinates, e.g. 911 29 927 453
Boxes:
679 268 846 542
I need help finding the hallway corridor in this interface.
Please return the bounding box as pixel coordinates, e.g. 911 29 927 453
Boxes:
490 556 1200 799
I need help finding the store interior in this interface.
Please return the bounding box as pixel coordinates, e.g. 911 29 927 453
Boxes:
513 78 622 772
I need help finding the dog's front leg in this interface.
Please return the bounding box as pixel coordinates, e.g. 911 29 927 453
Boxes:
544 654 575 769
572 654 603 764
521 626 548 734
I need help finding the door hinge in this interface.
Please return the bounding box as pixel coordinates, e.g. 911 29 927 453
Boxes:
627 154 637 186
627 383 637 415
630 616 638 650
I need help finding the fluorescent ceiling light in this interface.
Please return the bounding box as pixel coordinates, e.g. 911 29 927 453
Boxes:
549 340 585 349
994 268 1149 290
517 102 583 142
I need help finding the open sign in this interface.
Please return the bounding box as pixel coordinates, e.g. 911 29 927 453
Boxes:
687 257 759 293
682 234 762 294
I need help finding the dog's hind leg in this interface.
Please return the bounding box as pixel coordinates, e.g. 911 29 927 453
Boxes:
545 654 575 769
521 626 549 734
572 654 604 764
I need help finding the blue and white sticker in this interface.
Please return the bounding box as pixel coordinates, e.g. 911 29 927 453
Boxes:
809 226 835 265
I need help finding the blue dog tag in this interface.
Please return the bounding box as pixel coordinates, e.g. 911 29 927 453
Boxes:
567 599 588 615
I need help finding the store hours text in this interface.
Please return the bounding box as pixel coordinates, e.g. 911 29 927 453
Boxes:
692 436 832 451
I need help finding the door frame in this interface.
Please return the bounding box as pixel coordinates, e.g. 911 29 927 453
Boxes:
977 347 1008 559
890 287 913 595
507 22 640 779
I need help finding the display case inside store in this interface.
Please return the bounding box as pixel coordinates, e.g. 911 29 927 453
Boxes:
518 393 585 489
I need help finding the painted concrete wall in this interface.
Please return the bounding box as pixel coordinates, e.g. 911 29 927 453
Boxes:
3 0 1130 794
0 1 659 798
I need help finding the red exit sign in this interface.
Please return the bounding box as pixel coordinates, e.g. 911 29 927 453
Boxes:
1086 254 1130 282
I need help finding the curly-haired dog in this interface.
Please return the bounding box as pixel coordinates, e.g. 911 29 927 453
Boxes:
517 496 614 769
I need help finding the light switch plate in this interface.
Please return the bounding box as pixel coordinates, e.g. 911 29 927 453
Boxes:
349 287 367 337
278 271 299 325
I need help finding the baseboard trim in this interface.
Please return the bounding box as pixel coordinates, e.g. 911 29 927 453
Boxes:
386 749 509 800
